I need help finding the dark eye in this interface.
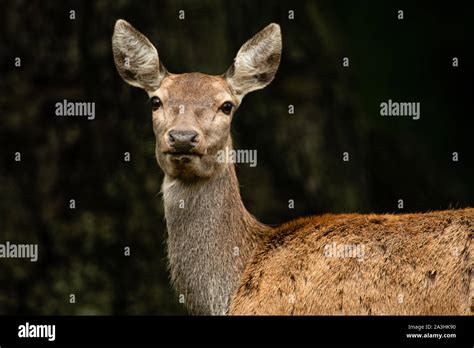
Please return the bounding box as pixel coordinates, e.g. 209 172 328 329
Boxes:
151 96 162 111
219 101 234 115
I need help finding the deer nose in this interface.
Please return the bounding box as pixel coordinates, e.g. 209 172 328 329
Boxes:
168 130 199 153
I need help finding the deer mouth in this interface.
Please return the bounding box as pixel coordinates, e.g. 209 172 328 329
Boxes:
164 151 203 164
165 151 202 157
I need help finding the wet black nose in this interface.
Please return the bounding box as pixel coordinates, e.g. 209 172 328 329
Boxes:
168 130 199 153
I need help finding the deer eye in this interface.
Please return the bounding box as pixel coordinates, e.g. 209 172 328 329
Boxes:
151 96 162 111
219 101 234 115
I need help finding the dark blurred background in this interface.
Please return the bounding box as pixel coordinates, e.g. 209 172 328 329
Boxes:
0 0 472 314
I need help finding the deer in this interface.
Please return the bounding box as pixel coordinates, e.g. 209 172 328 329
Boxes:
112 19 473 315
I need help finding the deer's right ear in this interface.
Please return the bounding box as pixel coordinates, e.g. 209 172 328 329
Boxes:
112 19 167 91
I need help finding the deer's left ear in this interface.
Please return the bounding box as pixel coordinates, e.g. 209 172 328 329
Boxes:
225 23 282 99
112 19 167 91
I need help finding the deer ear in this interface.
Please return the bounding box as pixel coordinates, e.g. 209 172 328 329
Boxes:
112 19 167 91
225 23 282 98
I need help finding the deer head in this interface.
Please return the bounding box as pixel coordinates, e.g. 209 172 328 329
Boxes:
112 19 282 181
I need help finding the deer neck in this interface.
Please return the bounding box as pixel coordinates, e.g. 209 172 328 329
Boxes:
162 161 267 315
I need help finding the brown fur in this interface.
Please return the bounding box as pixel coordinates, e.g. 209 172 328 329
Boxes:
230 209 474 315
